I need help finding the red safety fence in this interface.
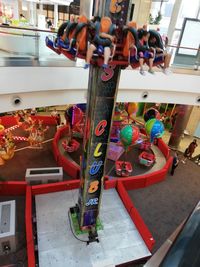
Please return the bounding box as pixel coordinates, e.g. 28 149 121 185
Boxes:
0 116 18 127
31 180 80 195
52 125 80 179
104 177 117 189
117 181 155 252
0 181 27 195
25 186 35 267
58 155 80 178
0 115 57 127
31 116 57 125
157 138 170 159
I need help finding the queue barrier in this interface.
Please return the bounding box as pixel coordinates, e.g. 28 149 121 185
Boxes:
157 138 170 159
25 186 35 267
117 181 155 251
0 115 57 127
0 181 27 195
31 180 80 196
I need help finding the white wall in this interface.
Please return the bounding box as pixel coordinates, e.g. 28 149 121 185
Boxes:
0 67 199 112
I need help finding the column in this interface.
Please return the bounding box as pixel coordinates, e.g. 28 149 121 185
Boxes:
29 2 37 26
167 0 183 44
168 105 193 149
39 3 43 13
80 0 93 19
54 4 58 28
132 0 152 28
18 0 23 19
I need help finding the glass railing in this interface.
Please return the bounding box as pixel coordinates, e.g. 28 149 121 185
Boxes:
167 44 200 70
0 24 199 70
0 25 80 67
159 200 200 267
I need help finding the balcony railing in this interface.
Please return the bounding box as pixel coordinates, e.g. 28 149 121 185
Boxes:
0 24 199 70
0 25 80 67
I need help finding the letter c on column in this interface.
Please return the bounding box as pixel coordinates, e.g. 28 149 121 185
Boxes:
95 120 107 136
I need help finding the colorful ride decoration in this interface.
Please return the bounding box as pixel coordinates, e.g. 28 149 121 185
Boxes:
127 102 138 117
115 161 133 177
0 131 15 166
0 120 18 165
65 105 85 138
116 125 139 177
144 108 161 122
139 151 156 167
120 125 140 151
62 139 80 153
26 120 49 148
72 105 84 136
110 105 123 143
0 124 5 133
15 111 33 129
0 114 51 165
140 140 151 151
145 118 164 143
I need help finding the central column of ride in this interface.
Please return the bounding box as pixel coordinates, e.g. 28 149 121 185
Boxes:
78 0 131 230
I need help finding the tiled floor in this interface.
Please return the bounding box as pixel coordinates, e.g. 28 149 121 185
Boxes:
36 189 151 267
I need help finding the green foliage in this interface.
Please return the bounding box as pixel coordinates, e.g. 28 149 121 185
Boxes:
154 12 162 25
149 12 162 25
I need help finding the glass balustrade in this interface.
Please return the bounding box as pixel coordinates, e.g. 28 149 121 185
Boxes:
0 24 199 70
0 25 79 67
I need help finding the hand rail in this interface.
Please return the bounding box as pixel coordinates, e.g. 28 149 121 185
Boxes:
159 200 200 267
1 24 199 52
0 24 57 34
0 30 38 38
167 44 200 51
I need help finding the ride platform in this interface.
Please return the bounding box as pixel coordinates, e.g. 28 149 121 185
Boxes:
35 188 151 267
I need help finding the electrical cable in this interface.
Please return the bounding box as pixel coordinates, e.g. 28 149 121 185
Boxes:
67 210 89 243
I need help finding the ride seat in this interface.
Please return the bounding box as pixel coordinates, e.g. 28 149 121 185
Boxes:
122 21 137 58
58 22 77 50
123 22 139 67
93 17 116 59
72 15 88 54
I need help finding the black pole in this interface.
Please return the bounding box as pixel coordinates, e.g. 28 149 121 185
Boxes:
77 0 132 229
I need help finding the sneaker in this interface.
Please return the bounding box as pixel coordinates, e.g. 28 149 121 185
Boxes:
102 63 109 69
148 69 155 75
83 63 90 69
198 162 200 166
139 69 146 75
181 160 186 164
163 68 172 75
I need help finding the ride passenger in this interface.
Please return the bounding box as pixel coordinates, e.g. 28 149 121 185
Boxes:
148 35 172 75
84 17 116 69
137 30 154 75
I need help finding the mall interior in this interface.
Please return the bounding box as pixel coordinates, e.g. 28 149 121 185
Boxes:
0 0 200 267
